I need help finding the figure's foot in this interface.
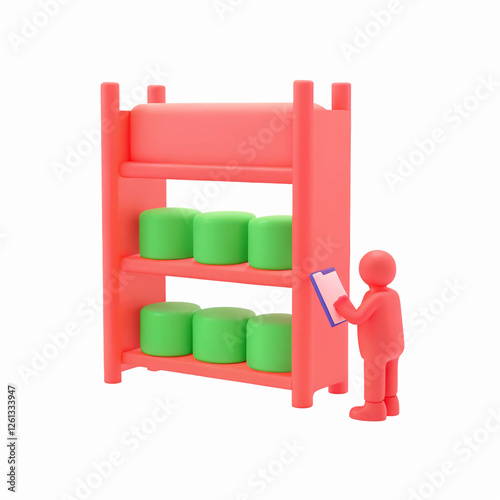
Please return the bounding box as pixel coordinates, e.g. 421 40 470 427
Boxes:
349 401 387 421
384 395 399 416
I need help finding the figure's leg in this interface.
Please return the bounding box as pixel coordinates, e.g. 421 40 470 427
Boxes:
384 358 400 416
364 360 387 403
349 360 387 421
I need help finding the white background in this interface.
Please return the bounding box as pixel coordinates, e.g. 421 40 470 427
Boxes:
2 1 500 499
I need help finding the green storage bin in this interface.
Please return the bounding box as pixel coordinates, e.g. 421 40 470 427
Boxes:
246 313 292 373
248 215 292 270
193 307 255 363
140 302 201 356
139 207 200 260
193 211 255 265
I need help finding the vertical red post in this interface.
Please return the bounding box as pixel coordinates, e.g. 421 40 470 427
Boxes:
292 80 315 408
291 81 351 406
328 82 351 394
101 83 167 383
147 85 166 103
101 82 125 383
331 82 351 111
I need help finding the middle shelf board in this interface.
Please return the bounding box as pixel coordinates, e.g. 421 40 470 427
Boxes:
120 162 293 184
121 255 293 288
122 349 292 389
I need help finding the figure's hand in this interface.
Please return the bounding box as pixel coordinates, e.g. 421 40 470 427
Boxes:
334 295 350 312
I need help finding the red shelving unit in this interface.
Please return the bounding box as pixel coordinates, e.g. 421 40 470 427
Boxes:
101 81 351 407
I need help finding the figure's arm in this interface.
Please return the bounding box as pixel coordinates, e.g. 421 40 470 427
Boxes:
334 295 377 325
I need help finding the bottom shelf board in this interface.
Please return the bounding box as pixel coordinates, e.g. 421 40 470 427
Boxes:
122 349 292 390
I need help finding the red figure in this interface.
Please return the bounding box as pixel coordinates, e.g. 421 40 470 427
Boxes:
334 250 404 421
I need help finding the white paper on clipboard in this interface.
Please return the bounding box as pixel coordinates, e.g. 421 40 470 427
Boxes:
310 267 347 327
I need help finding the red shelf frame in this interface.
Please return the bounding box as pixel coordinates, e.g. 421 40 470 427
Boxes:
101 81 351 408
122 349 292 389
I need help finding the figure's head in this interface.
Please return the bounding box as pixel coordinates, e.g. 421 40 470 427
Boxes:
359 250 396 287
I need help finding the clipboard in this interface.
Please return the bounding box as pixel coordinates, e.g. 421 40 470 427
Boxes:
310 267 347 327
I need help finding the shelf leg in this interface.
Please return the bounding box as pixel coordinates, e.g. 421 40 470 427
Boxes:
328 381 348 394
292 388 314 408
105 367 122 384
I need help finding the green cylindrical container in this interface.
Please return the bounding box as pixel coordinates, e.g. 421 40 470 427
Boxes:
139 207 200 260
193 307 255 363
140 302 201 356
193 211 255 265
246 313 292 373
248 215 292 270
